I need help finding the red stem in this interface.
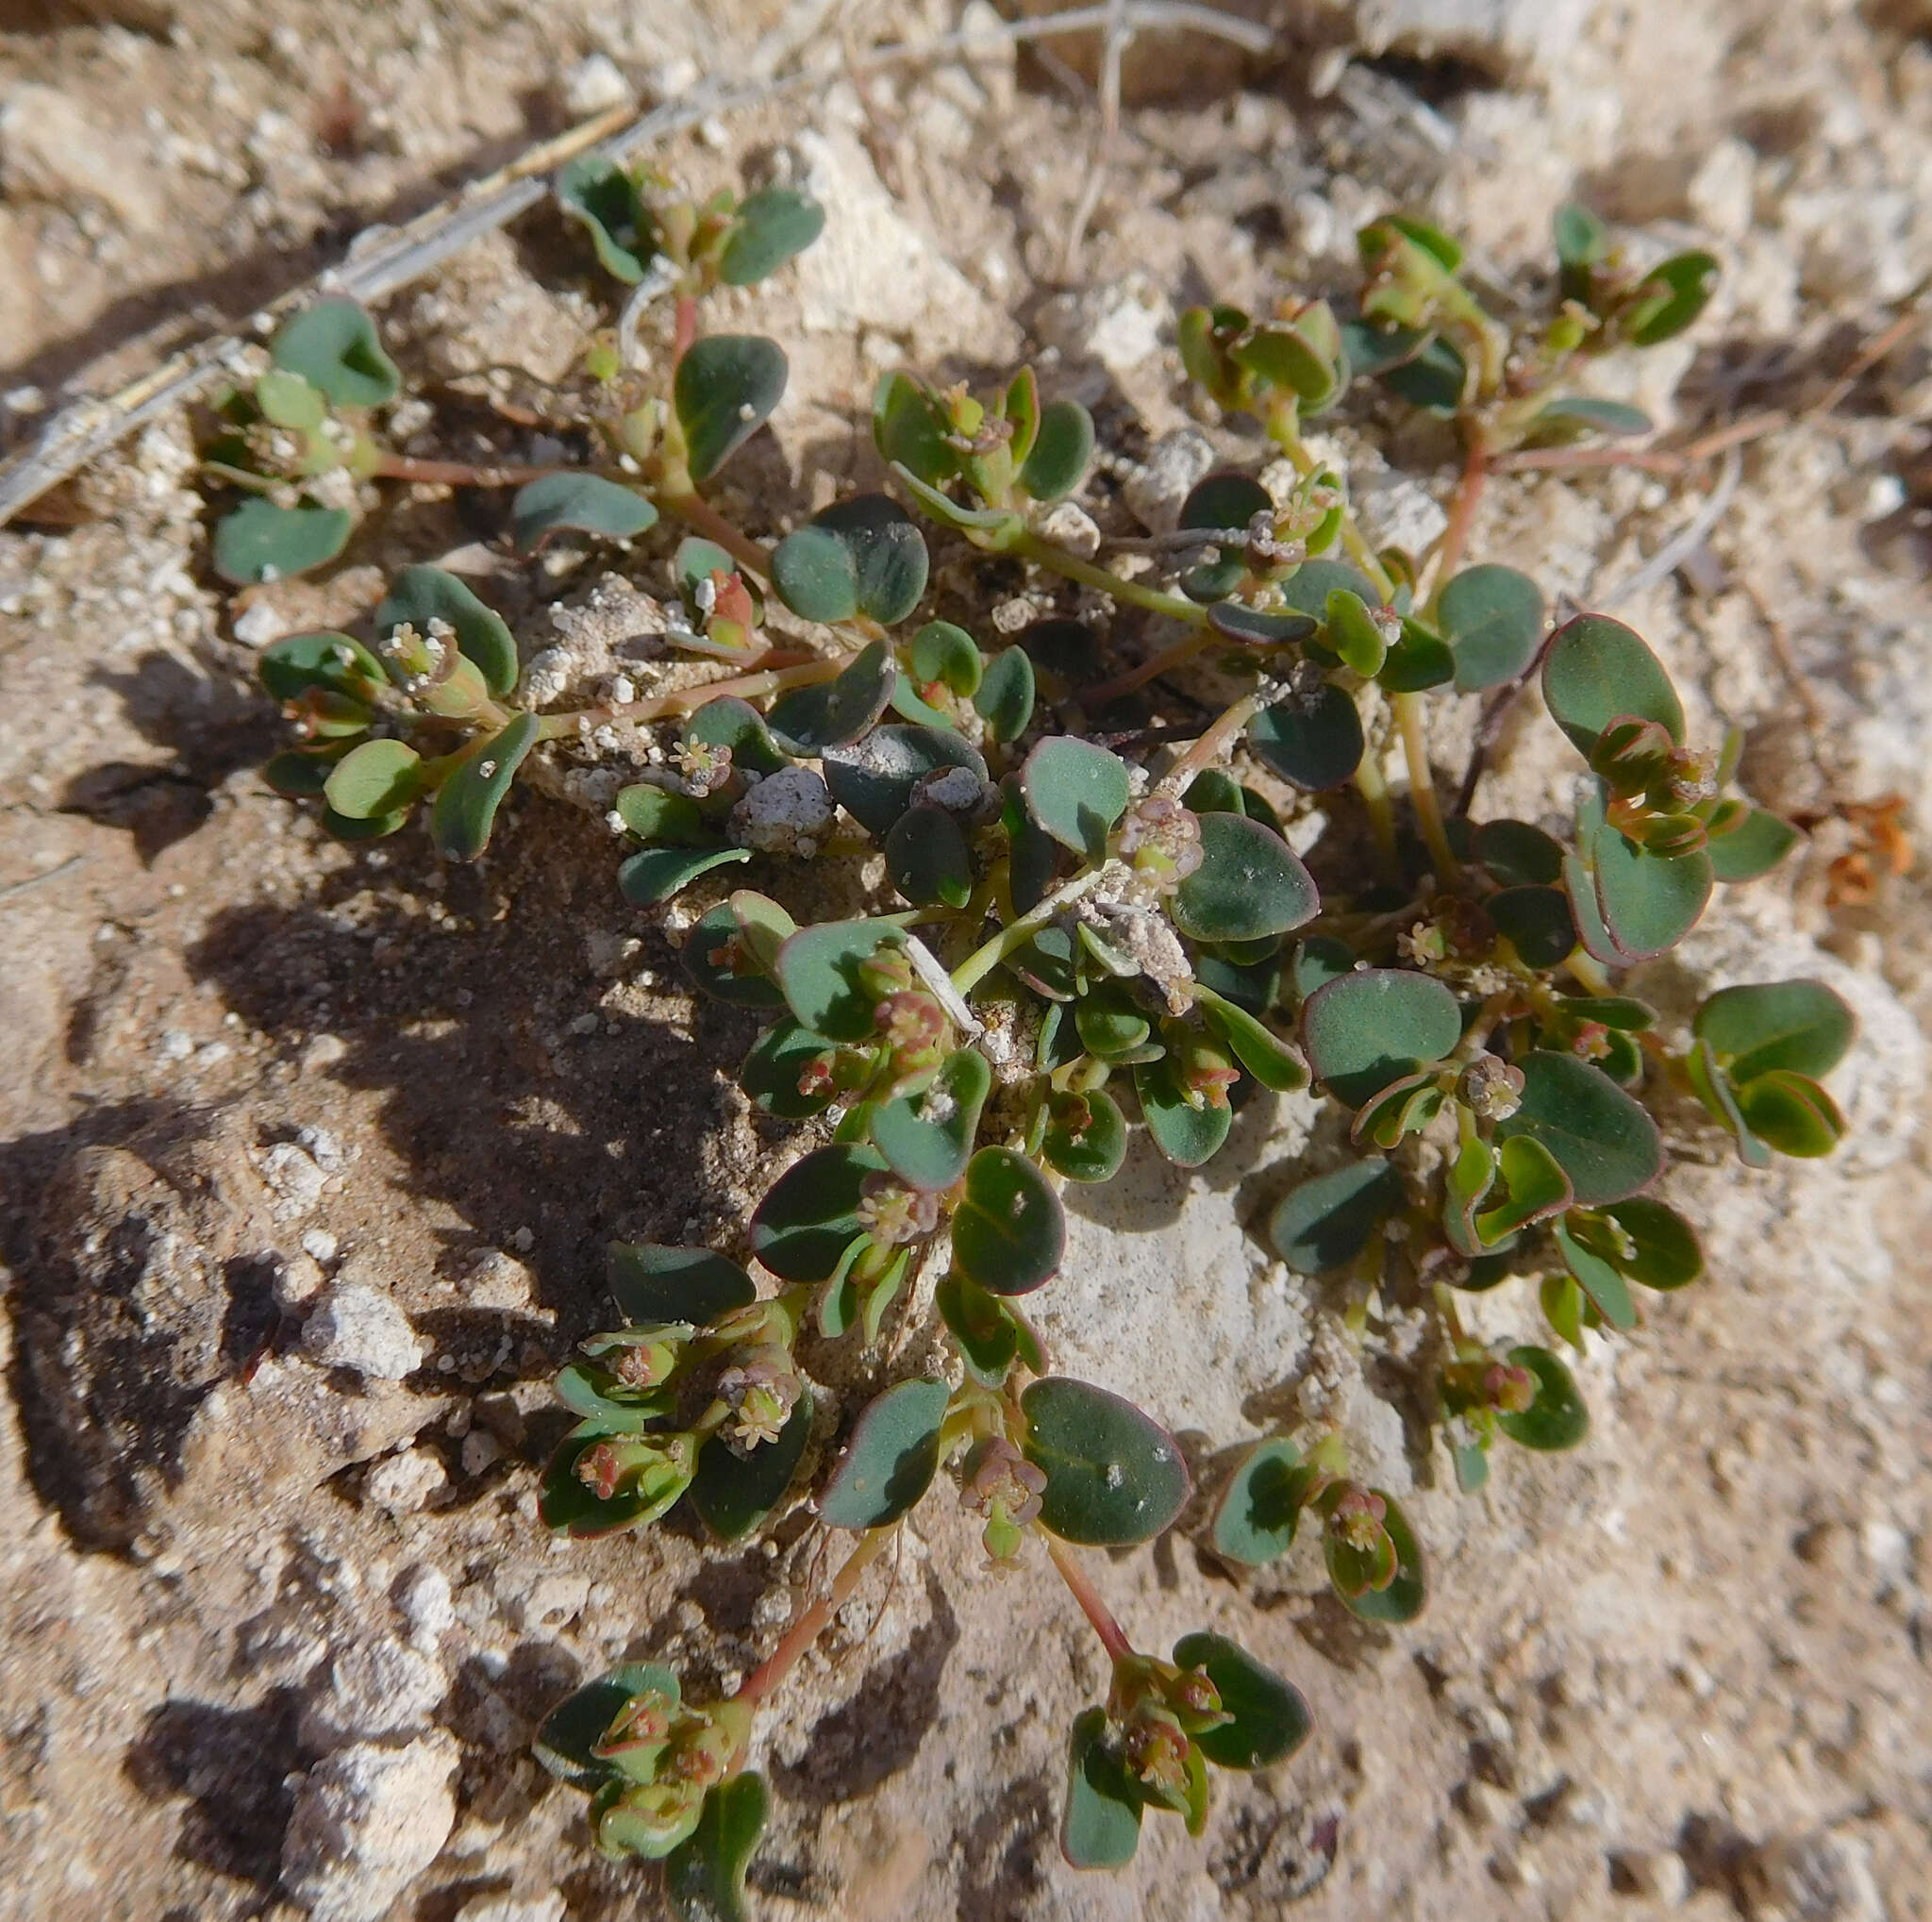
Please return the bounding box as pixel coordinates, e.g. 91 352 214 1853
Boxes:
735 1527 896 1708
673 292 700 367
1045 1536 1135 1665
371 452 566 487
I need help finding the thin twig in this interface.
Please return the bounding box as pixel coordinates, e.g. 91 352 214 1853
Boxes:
0 853 88 905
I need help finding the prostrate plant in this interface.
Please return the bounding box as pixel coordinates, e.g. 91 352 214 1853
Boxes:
227 173 1856 1915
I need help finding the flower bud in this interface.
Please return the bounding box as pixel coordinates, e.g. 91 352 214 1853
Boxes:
1457 1054 1524 1122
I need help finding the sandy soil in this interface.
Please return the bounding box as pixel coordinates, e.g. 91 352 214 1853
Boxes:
2 3 1929 1919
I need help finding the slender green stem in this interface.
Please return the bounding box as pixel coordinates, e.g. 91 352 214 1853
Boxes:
1565 950 1615 995
1394 690 1457 881
1352 735 1399 876
735 1526 898 1709
1012 527 1209 625
1044 1536 1135 1665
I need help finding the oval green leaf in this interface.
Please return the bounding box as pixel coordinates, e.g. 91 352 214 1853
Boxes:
1541 613 1685 757
719 185 824 285
1023 1377 1191 1546
1020 398 1095 502
213 497 352 585
1172 1632 1312 1771
817 1377 950 1529
823 722 986 836
375 565 520 698
1301 968 1461 1109
1134 1053 1234 1167
690 1388 814 1542
1693 978 1855 1084
324 737 422 820
1061 1707 1141 1870
1210 1437 1305 1565
1437 564 1544 693
1247 686 1364 792
431 712 541 861
1269 1157 1404 1275
765 641 896 754
748 1144 887 1282
270 297 401 407
665 1772 771 1922
1330 1491 1426 1625
675 334 788 482
1495 1345 1588 1450
1173 811 1319 944
510 472 658 552
607 1243 756 1325
773 917 901 1042
1495 1050 1661 1205
1021 737 1130 863
873 1046 991 1192
618 845 752 904
953 1146 1065 1295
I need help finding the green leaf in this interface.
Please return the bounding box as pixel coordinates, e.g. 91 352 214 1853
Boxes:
1378 334 1468 414
1289 936 1356 1004
511 472 658 552
1021 737 1130 863
1324 590 1389 677
1232 321 1341 409
255 369 328 430
1693 978 1855 1083
874 1047 991 1191
1301 969 1461 1109
740 1018 839 1118
535 1663 679 1788
324 737 423 820
1684 1035 1772 1170
375 565 520 697
1210 1438 1305 1565
719 186 824 284
1074 985 1150 1061
1019 398 1095 501
771 493 929 626
270 297 400 407
558 156 657 281
1268 1156 1403 1275
773 917 901 1041
938 1271 1020 1386
1553 1214 1636 1329
608 1244 756 1325
540 1425 694 1537
265 744 357 796
1376 618 1456 694
675 335 788 482
1734 1071 1846 1157
258 630 387 705
616 784 708 845
953 648 1026 751
873 372 956 487
1437 564 1544 694
1194 985 1307 1093
1329 1492 1426 1624
1061 1708 1142 1869
1602 1196 1703 1290
686 695 789 776
1041 1087 1127 1184
953 1146 1064 1295
908 619 982 695
665 1773 771 1922
1172 1632 1311 1771
1134 1053 1233 1167
1541 613 1685 757
1495 1345 1589 1450
1474 818 1565 887
1023 1378 1191 1546
691 1389 814 1542
817 1377 950 1528
1208 601 1318 647
1247 686 1364 792
1487 885 1577 969
1554 201 1609 275
822 722 987 836
886 804 972 908
765 641 896 754
321 804 409 843
1179 471 1273 536
1624 249 1720 344
431 713 541 861
1474 1135 1573 1244
213 497 352 585
618 845 752 904
1707 806 1800 882
1587 818 1712 961
1173 812 1319 944
1523 395 1654 446
1495 1050 1661 1205
748 1144 886 1282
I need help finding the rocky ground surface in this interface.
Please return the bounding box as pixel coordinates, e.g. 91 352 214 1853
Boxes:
2 2 1930 1919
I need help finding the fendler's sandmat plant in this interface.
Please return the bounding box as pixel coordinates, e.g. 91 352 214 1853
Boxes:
234 165 1853 1914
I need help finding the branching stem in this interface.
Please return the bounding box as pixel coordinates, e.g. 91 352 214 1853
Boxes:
1013 527 1210 626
